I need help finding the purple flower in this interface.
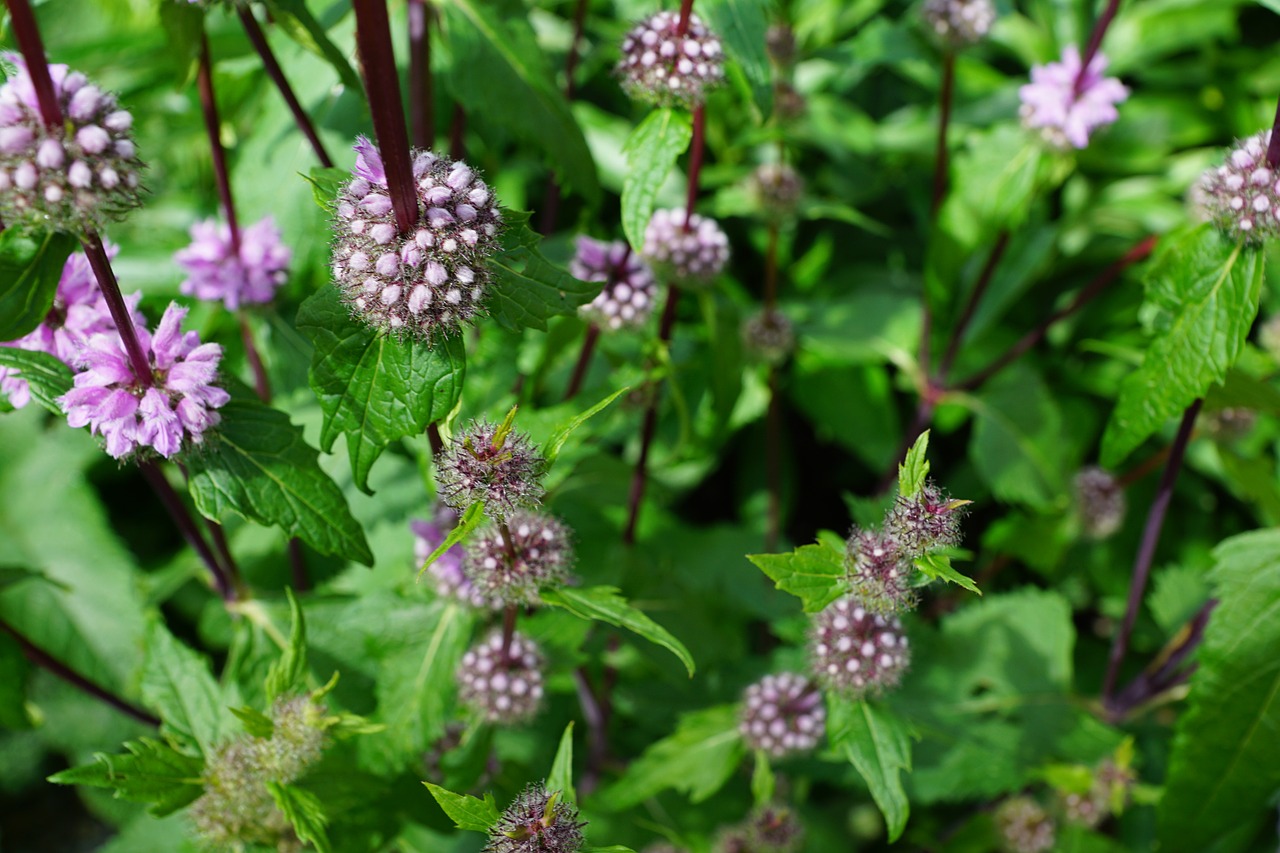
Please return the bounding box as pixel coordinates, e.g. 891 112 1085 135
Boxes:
1195 130 1280 243
411 506 488 608
175 216 292 310
571 236 657 331
464 512 575 609
617 11 725 108
484 782 586 853
641 208 730 287
1018 46 1128 150
738 672 825 758
435 418 546 522
457 630 545 725
809 596 910 698
922 0 996 48
844 528 916 613
58 303 230 460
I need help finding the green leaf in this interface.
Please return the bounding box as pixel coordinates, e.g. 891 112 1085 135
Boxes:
303 165 349 214
751 749 775 806
488 213 600 332
914 552 980 595
423 781 501 832
186 397 373 566
266 782 332 853
701 0 773 117
418 502 485 576
229 705 276 738
156 0 203 84
1159 529 1280 848
48 738 204 817
541 586 695 676
140 620 227 759
442 0 599 202
262 0 361 91
746 541 847 613
829 700 914 842
0 348 72 413
0 230 78 342
265 588 307 702
898 430 930 498
966 363 1067 508
620 109 693 252
296 284 466 494
544 386 630 465
547 722 576 805
1101 227 1263 466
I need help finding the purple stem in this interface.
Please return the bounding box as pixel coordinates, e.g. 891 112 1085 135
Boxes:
538 0 590 234
573 666 609 794
408 0 435 150
4 0 61 128
938 230 1010 379
764 220 782 551
623 287 681 545
564 324 600 402
1107 599 1216 720
931 51 955 217
676 0 695 36
682 106 707 231
1074 0 1121 96
197 30 240 254
288 539 310 593
140 462 237 602
238 313 271 403
449 103 467 161
1267 92 1280 169
81 231 152 387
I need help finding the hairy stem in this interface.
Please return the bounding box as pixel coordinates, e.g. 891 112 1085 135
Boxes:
81 230 152 387
197 30 240 253
4 0 61 128
140 462 236 602
408 0 435 150
931 51 956 217
623 287 681 545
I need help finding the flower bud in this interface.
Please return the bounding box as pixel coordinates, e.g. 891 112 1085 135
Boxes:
457 631 545 725
484 782 586 853
885 480 964 557
809 596 910 698
922 0 996 48
1072 466 1126 540
741 308 795 365
617 12 725 108
435 417 546 521
843 528 916 612
738 672 825 758
749 163 804 219
571 236 658 331
641 208 730 288
994 797 1055 853
1195 130 1280 244
464 512 575 609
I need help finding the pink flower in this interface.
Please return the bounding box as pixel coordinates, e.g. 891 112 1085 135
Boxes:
571 236 657 331
176 216 292 310
1018 46 1128 149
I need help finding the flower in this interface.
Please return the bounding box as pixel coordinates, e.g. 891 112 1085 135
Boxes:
464 512 575 609
617 11 724 108
58 303 229 459
571 236 658 331
994 797 1055 853
809 596 910 697
1072 466 1126 540
844 528 916 612
412 505 488 608
457 631 545 725
641 208 730 287
0 54 142 230
740 309 795 365
1194 130 1280 243
738 672 825 758
330 136 502 339
1018 46 1128 149
748 163 804 220
435 418 546 521
176 216 291 310
885 480 964 557
484 782 586 853
922 0 996 48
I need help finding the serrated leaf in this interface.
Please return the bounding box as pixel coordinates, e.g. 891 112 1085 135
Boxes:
898 431 930 498
186 397 373 566
303 166 348 213
265 588 307 702
488 214 600 332
621 109 693 252
746 542 847 613
266 782 332 853
296 284 466 494
544 386 629 464
423 781 501 832
262 0 361 91
541 586 695 676
418 502 485 576
829 700 914 842
1102 226 1263 466
1159 529 1280 848
48 738 204 817
701 0 772 117
140 620 227 759
548 722 576 805
914 552 980 594
0 347 72 413
0 230 78 342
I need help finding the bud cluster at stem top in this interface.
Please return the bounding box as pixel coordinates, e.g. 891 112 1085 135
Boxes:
922 0 996 49
1018 46 1128 150
484 782 586 853
464 511 575 609
571 236 658 331
435 415 547 522
1194 129 1280 244
617 11 725 108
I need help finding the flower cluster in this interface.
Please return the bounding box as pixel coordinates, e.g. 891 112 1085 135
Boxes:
886 480 965 557
484 782 586 853
1059 758 1135 829
0 55 142 230
809 596 910 697
994 797 1055 853
741 309 795 366
176 216 291 310
331 137 501 339
1019 46 1128 150
1072 466 1126 540
844 527 916 613
411 505 488 608
58 302 229 459
436 418 546 521
922 0 996 49
641 208 730 287
1194 130 1280 243
749 163 804 218
571 236 658 331
457 630 545 725
617 11 724 108
738 672 825 758
464 511 574 609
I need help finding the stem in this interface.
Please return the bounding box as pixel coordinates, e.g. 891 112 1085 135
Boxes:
197 30 240 254
202 515 240 587
352 0 418 234
573 666 608 793
449 103 467 161
623 287 681 545
1107 599 1215 721
500 603 518 657
683 106 707 231
0 619 160 726
407 0 435 150
1075 0 1121 95
81 230 152 387
876 398 935 495
4 0 61 128
238 312 271 402
288 539 310 593
139 462 237 602
939 230 1010 378
538 0 590 233
931 51 955 217
763 222 779 310
564 324 600 402
676 0 695 36
1268 91 1280 169
237 6 333 168
1101 399 1202 705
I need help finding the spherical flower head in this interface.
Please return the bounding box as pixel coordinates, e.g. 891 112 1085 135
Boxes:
749 163 804 220
738 672 825 758
176 216 291 310
743 805 804 853
330 136 502 339
0 54 143 231
809 596 910 698
412 505 489 608
922 0 996 49
843 528 916 613
617 11 724 108
436 418 546 521
641 208 730 288
484 782 586 853
457 630 545 725
1018 46 1128 150
1072 466 1126 540
465 512 575 609
1196 131 1280 244
741 308 795 366
885 480 964 557
58 302 230 460
571 236 657 331
994 797 1055 853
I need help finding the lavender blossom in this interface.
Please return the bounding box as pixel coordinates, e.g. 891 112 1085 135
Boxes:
641 208 730 288
571 236 658 331
809 596 910 698
457 631 545 725
1018 46 1128 150
464 512 575 609
617 11 725 108
1194 130 1280 243
411 506 488 608
738 672 825 758
175 216 291 310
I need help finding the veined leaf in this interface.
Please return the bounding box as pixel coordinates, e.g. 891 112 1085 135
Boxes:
0 348 72 414
548 722 576 805
488 213 600 332
48 738 204 817
423 781 501 832
915 552 980 595
898 430 930 498
701 0 772 117
621 109 692 253
747 541 847 613
140 620 227 759
267 782 332 853
265 588 307 702
262 0 361 91
542 586 695 676
0 230 78 342
544 386 630 465
829 700 914 842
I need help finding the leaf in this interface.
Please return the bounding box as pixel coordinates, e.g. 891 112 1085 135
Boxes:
547 722 576 805
229 705 275 738
914 552 980 595
303 165 349 214
296 284 466 494
186 397 373 566
701 0 773 117
544 386 630 465
423 781 501 832
267 782 332 853
898 430 930 498
140 620 227 759
1159 529 1280 848
829 700 914 842
48 738 204 817
0 348 72 413
488 213 600 332
746 542 847 613
966 363 1067 508
0 230 78 342
157 0 203 84
262 0 362 91
1102 226 1263 466
265 588 307 702
620 109 693 252
418 502 485 576
751 750 775 806
541 586 695 677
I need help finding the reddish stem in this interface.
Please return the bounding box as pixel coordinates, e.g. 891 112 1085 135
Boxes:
238 313 271 402
197 31 240 253
623 287 681 545
1074 0 1121 96
4 0 61 128
564 324 600 402
81 231 152 387
682 106 707 232
449 103 467 161
931 51 955 217
408 0 435 150
765 366 782 551
539 0 590 234
676 0 695 36
1268 92 1280 169
140 462 236 602
939 231 1010 379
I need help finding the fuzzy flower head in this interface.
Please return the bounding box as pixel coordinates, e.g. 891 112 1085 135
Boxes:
738 672 825 759
571 236 658 331
457 630 545 725
58 303 229 460
1194 130 1280 244
741 308 795 366
641 208 730 288
484 782 586 853
1018 46 1128 150
464 511 574 609
412 505 489 608
176 216 291 310
715 806 803 853
844 528 916 613
0 54 142 231
330 137 501 339
810 596 910 698
436 416 546 521
922 0 996 48
885 480 965 557
1072 466 1126 540
617 11 724 108
749 163 804 220
994 797 1055 853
